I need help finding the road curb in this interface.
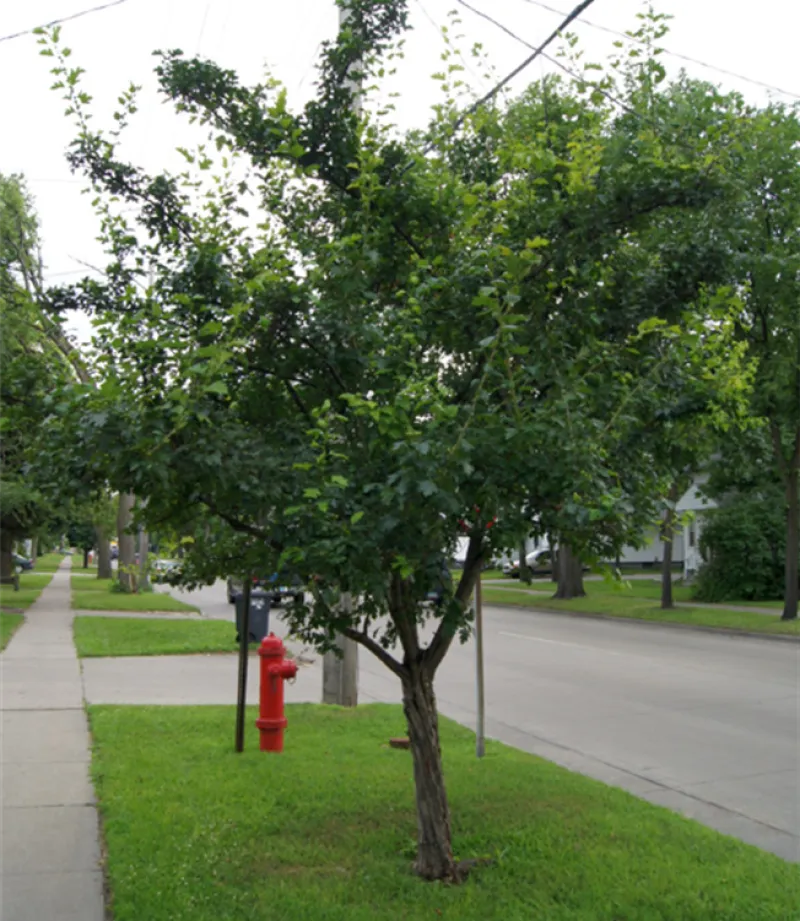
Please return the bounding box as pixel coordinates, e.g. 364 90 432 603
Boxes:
486 602 800 644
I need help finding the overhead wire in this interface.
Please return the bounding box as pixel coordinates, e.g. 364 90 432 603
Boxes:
516 0 800 100
450 0 597 132
0 0 130 44
455 0 638 116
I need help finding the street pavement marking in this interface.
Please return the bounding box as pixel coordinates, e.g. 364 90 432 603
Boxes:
500 630 621 653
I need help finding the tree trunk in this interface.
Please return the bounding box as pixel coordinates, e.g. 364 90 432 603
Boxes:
138 527 151 591
117 492 136 592
554 543 585 599
518 540 531 584
0 528 15 581
96 527 112 580
782 467 799 621
402 669 458 882
660 481 683 610
31 536 38 564
660 526 674 609
83 548 90 569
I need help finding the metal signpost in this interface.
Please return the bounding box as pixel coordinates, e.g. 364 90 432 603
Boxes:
235 577 252 753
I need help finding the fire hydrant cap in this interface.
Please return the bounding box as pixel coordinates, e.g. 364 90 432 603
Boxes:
259 633 284 657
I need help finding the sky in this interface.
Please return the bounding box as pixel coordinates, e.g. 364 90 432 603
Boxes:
1 0 798 343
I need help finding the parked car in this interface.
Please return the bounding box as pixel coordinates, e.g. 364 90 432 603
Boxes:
151 559 180 582
227 574 304 606
12 553 34 572
425 560 452 606
507 548 589 578
504 549 553 577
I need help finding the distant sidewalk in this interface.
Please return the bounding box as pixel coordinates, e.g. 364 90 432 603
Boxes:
1 556 104 921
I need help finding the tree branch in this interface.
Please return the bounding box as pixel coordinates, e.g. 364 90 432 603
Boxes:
388 571 420 663
424 532 485 674
770 422 789 478
199 495 280 549
341 625 407 680
284 379 314 425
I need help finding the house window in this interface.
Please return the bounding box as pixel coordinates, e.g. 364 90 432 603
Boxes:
689 526 696 548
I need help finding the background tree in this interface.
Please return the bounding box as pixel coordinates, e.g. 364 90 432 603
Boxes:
726 105 800 620
695 426 788 602
0 173 80 580
66 519 96 568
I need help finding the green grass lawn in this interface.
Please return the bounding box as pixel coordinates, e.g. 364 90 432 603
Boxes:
33 552 68 572
71 563 99 575
71 577 199 613
0 573 54 613
491 577 786 608
74 616 243 657
88 704 799 921
451 569 505 582
481 587 800 636
0 612 24 650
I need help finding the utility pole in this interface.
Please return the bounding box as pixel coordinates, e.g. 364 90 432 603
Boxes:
322 0 361 707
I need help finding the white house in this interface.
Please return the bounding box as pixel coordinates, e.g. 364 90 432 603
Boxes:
675 474 717 579
452 476 716 577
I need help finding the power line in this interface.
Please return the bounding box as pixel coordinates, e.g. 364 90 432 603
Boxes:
451 0 598 132
516 0 800 100
456 0 637 116
0 0 130 45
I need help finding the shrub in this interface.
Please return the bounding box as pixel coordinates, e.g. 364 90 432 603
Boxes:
693 490 787 601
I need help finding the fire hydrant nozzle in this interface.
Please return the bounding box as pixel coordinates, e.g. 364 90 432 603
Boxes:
255 634 298 753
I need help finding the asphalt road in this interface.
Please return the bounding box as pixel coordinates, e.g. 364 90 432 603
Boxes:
101 579 799 861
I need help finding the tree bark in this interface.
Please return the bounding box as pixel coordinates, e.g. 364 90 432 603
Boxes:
402 668 458 882
138 527 151 592
117 492 136 591
518 540 531 584
83 548 90 569
0 528 15 581
554 542 585 599
96 527 112 580
31 536 38 564
660 523 674 609
782 467 799 621
660 481 684 609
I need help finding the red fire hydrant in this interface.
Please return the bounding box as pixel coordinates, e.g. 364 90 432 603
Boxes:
255 633 298 753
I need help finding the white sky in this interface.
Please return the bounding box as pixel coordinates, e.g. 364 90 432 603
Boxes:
1 0 798 343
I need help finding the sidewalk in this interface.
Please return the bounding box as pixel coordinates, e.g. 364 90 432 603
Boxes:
1 557 104 921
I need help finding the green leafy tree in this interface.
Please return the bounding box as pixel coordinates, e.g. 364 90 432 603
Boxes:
725 105 800 619
0 173 83 580
66 519 96 568
38 2 759 879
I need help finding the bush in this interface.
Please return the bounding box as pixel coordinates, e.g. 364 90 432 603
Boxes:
693 491 788 602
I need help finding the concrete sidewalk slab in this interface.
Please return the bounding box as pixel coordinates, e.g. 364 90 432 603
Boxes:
3 762 95 808
1 871 105 921
1 559 105 921
2 804 101 874
82 652 320 706
2 709 91 762
1 659 85 709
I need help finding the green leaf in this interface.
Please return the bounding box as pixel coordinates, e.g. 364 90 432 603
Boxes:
205 381 228 396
